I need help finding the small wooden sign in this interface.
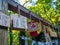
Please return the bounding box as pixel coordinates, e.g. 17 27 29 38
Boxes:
2 15 10 27
11 14 27 29
19 15 27 29
0 12 10 27
13 16 20 28
48 27 57 37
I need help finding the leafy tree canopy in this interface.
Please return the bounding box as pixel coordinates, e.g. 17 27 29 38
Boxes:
24 0 60 27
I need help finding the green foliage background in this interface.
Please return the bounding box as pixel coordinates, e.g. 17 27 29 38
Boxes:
27 0 60 27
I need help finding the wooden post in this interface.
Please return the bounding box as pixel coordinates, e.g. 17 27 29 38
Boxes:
0 0 8 14
0 29 8 45
0 0 8 45
0 0 2 11
2 0 8 14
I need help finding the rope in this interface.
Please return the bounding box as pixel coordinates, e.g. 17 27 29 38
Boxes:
29 11 32 22
17 4 20 17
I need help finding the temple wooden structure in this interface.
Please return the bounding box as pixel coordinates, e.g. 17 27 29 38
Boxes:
0 0 60 45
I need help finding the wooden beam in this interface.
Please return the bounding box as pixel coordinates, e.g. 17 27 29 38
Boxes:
0 25 8 30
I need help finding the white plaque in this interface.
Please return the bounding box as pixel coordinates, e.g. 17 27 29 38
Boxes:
19 15 27 29
0 12 10 27
11 14 27 29
13 17 20 28
2 15 10 27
